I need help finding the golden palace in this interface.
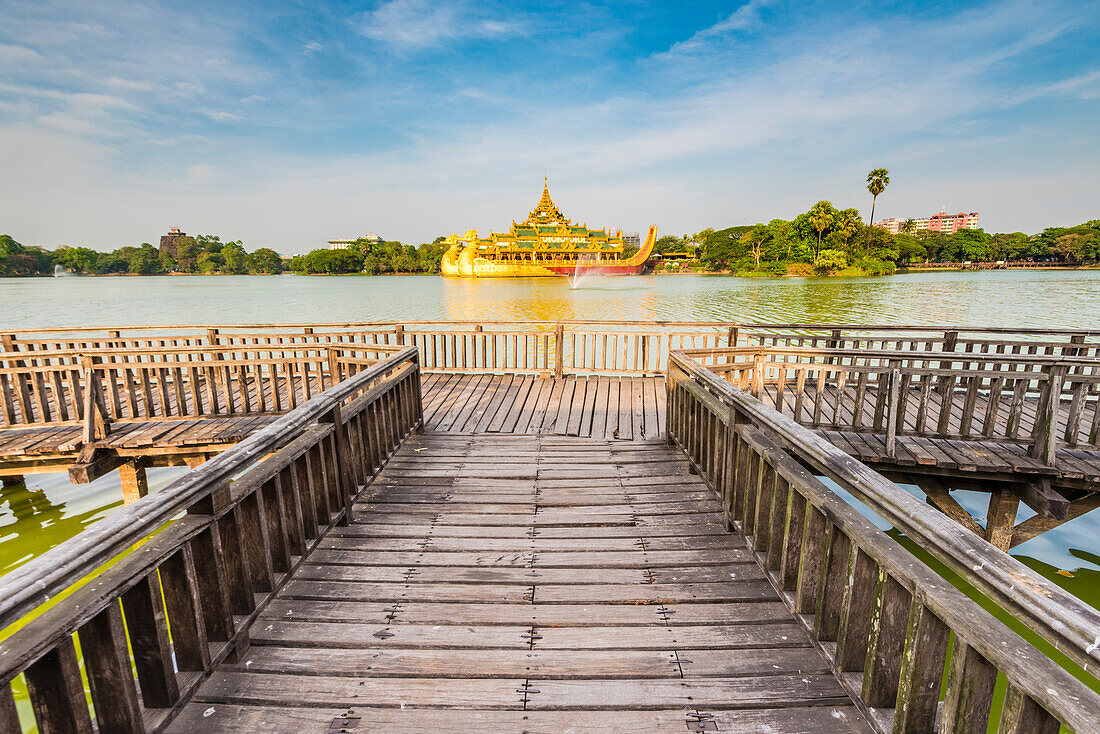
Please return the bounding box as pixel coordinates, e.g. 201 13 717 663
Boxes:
441 180 657 277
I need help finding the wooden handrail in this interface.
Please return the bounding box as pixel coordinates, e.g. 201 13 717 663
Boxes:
0 346 419 629
669 349 1100 679
4 321 1100 336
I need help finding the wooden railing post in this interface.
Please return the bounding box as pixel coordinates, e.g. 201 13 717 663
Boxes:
885 367 901 458
81 355 110 441
412 354 425 431
1029 363 1067 465
326 348 340 390
320 404 357 525
394 324 405 347
751 353 766 398
553 323 565 379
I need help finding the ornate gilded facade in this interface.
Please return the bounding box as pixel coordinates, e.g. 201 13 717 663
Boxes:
441 181 656 277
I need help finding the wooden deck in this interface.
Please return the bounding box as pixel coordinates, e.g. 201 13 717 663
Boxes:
757 383 1100 487
5 373 1099 491
167 433 868 732
421 373 665 439
0 375 666 474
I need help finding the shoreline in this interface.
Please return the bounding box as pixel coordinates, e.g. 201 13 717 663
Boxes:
4 264 1100 279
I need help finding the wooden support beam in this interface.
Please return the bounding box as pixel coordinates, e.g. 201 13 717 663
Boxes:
68 445 127 484
119 460 149 504
907 474 983 537
1010 478 1069 521
985 488 1020 552
1011 492 1100 548
184 454 208 469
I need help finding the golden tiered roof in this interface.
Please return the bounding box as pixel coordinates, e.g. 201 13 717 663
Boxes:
481 180 623 256
523 177 571 226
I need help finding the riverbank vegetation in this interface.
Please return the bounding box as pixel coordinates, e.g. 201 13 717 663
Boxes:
655 200 902 276
287 237 448 275
0 233 283 276
2 217 1097 278
654 214 1100 276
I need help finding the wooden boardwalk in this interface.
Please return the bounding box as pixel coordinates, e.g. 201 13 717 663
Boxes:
0 375 665 474
167 433 869 733
422 374 665 440
757 383 1100 487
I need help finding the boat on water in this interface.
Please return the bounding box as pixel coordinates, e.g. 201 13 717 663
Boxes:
441 180 657 277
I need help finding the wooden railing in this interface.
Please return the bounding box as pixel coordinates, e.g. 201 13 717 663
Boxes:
0 344 399 431
5 322 1098 377
684 346 1100 465
0 346 422 733
667 350 1100 732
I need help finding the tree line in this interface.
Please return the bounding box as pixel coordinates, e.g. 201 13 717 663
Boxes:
656 199 901 276
287 237 449 275
0 234 283 276
652 214 1100 276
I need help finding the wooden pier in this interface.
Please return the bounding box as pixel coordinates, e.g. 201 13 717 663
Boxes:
1 323 1099 732
167 433 867 732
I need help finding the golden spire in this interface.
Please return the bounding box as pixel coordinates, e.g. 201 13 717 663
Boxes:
525 178 571 226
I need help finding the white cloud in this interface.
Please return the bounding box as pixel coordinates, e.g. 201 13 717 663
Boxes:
665 0 775 55
197 108 243 123
357 0 516 48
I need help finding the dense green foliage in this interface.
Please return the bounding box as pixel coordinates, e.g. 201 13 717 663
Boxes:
659 208 1100 276
0 233 286 276
668 201 901 276
894 221 1100 264
288 237 449 275
0 235 53 275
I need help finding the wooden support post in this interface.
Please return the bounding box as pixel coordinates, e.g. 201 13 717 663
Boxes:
394 323 405 347
984 488 1020 552
553 323 565 379
120 460 149 504
909 475 983 536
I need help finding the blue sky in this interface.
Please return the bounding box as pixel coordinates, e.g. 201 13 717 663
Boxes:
1 0 1098 253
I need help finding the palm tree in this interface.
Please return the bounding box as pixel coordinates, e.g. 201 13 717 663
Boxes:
900 218 916 235
808 201 835 258
864 168 890 253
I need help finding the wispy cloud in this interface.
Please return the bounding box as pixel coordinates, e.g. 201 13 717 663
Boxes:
0 0 1097 251
356 0 518 48
665 0 775 55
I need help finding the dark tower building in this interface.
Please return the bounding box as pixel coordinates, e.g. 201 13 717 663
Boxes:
159 227 187 258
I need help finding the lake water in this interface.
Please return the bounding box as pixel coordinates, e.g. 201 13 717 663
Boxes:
2 270 1099 604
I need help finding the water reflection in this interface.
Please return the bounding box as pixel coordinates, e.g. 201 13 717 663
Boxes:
0 479 119 575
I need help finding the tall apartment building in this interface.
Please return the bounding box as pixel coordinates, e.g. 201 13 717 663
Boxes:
876 210 980 235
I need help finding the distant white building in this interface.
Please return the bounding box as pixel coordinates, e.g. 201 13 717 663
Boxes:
329 233 383 250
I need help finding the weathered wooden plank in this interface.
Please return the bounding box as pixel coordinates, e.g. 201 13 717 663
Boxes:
166 703 869 733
